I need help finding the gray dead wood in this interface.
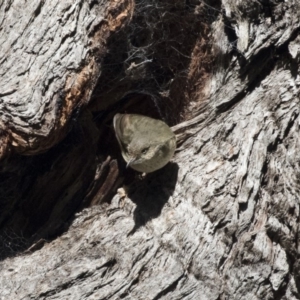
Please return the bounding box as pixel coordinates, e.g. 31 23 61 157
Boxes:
1 0 300 300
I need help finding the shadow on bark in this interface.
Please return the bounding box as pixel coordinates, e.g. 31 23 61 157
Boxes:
128 162 179 234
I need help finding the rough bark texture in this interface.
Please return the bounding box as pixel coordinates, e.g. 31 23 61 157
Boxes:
1 0 300 299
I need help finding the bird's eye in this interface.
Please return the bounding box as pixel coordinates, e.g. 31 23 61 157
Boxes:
141 147 149 154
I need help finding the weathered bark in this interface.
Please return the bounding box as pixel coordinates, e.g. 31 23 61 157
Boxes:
1 0 300 299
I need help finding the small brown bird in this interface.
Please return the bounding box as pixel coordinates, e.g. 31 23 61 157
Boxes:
113 113 176 173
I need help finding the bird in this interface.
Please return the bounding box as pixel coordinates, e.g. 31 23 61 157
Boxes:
113 113 176 173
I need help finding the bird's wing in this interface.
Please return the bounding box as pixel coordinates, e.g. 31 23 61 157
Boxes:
113 114 135 152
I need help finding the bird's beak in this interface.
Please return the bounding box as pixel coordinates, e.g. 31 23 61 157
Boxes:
126 157 136 169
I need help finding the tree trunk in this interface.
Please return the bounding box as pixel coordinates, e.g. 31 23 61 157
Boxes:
0 0 300 299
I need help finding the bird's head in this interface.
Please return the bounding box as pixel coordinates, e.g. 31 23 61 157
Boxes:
126 141 158 169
